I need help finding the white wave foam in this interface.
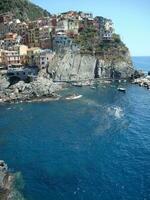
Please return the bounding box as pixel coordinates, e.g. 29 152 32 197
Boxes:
107 106 124 119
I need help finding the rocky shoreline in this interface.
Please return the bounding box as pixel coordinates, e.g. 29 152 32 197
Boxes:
132 75 150 89
0 78 132 105
0 161 25 200
0 75 135 105
0 69 64 104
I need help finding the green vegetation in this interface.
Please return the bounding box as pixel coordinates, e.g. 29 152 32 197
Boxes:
97 39 129 62
74 29 129 61
97 34 128 52
74 24 99 52
0 0 51 21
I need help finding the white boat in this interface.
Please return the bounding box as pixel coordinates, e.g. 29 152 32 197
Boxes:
117 87 126 92
91 86 96 89
72 83 82 87
65 94 83 100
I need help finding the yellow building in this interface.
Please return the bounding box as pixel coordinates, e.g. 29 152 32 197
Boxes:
13 45 28 56
0 46 29 66
8 45 29 65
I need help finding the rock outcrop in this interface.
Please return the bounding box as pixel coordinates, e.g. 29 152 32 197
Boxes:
0 70 62 103
133 75 150 89
48 52 97 81
97 57 134 79
0 160 25 200
48 51 134 82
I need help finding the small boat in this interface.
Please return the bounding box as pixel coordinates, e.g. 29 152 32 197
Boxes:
72 83 83 87
65 94 83 100
117 87 126 92
91 86 96 89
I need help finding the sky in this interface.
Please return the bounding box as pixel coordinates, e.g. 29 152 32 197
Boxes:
32 0 150 56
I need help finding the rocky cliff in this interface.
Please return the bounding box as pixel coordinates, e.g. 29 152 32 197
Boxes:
48 51 134 82
48 52 97 81
97 52 134 79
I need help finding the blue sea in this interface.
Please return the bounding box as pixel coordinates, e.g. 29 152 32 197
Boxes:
132 56 150 73
0 57 150 200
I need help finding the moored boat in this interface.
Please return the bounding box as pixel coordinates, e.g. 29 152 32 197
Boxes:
91 86 96 89
117 87 126 92
65 94 83 100
72 83 82 87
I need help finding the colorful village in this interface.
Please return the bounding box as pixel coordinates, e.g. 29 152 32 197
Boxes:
0 11 114 79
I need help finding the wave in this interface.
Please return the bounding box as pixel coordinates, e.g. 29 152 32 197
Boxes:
107 106 124 119
81 98 124 120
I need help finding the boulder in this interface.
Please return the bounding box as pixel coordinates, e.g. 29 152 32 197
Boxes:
133 70 145 79
31 77 61 96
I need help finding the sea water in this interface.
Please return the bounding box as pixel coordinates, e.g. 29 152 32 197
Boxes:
0 57 150 200
132 56 150 73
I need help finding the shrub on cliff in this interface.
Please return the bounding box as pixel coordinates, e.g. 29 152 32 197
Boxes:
112 34 122 43
74 25 99 52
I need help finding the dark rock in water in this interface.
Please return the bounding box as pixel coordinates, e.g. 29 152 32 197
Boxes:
133 70 145 79
148 71 150 76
